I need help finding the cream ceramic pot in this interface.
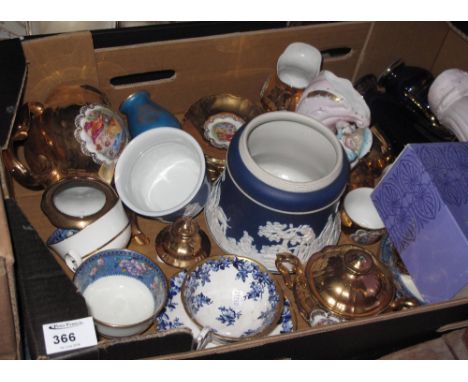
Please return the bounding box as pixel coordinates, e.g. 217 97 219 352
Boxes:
47 200 131 272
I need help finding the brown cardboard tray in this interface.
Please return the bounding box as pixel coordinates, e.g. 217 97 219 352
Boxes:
2 21 468 360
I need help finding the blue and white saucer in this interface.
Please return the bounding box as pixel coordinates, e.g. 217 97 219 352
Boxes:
155 270 296 348
380 234 425 303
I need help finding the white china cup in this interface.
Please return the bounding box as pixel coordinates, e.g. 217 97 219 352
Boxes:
276 42 322 89
47 200 131 271
114 128 209 222
341 187 386 245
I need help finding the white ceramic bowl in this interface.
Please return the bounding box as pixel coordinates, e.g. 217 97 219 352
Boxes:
73 249 168 338
181 255 283 343
47 200 131 272
115 128 210 222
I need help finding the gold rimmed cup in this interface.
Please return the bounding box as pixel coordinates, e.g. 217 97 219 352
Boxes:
41 175 118 230
341 187 386 245
180 254 284 348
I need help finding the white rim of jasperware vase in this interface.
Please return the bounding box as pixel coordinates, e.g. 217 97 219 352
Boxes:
238 111 344 193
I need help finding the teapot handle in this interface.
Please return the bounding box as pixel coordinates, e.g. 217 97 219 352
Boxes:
79 84 111 107
1 102 45 189
124 207 150 246
387 297 420 312
275 252 317 325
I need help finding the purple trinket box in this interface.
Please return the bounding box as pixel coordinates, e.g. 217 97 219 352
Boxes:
372 142 468 304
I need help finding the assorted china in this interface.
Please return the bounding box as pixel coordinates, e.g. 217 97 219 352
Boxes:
4 41 467 348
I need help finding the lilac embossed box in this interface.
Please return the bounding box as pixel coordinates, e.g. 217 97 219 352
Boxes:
372 142 468 304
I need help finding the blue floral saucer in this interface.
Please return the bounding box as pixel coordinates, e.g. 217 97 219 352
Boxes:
155 270 296 348
380 234 425 303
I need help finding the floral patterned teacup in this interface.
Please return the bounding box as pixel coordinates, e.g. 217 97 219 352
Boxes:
181 255 284 348
73 249 168 338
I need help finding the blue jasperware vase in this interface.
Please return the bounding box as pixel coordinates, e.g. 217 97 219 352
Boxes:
120 90 181 138
205 111 349 271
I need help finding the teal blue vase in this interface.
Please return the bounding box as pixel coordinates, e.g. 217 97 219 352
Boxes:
120 91 181 138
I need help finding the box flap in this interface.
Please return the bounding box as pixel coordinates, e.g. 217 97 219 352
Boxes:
0 38 27 150
21 31 100 104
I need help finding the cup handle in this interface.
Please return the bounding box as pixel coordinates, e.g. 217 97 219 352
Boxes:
192 327 214 351
79 84 111 107
64 250 83 272
97 162 115 185
1 102 45 189
275 252 317 324
126 208 149 246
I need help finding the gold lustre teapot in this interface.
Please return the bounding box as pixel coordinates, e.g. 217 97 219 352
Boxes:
276 245 419 324
2 84 128 189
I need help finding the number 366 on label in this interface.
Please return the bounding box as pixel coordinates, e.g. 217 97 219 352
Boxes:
42 317 98 355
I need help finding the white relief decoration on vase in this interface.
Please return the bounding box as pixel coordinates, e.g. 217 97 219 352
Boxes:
183 202 202 218
205 173 341 271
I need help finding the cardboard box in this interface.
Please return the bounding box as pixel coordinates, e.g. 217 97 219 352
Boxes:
2 22 468 360
0 188 21 360
372 142 468 304
0 37 26 360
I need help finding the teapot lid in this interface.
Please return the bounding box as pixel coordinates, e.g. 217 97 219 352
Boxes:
305 245 395 318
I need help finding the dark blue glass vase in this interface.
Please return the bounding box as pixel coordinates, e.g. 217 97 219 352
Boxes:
120 90 181 138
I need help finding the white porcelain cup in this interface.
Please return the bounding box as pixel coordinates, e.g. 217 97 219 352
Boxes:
114 128 210 222
277 42 322 89
341 187 386 245
47 200 131 271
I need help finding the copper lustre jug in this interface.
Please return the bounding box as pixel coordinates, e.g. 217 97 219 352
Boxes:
2 84 129 189
276 244 419 324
